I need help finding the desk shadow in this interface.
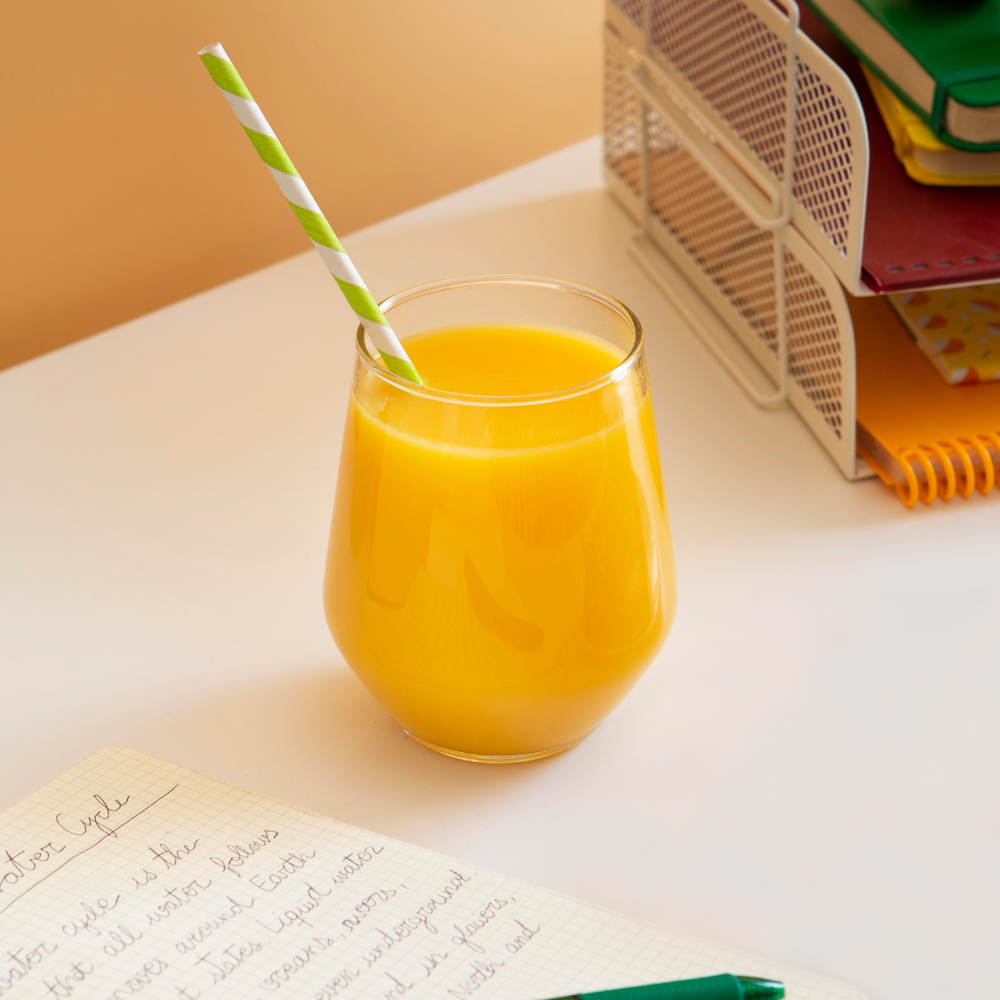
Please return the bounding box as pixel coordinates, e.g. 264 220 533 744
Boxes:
133 661 555 842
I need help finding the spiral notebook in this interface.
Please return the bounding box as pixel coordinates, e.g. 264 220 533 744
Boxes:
0 748 864 1000
852 295 1000 505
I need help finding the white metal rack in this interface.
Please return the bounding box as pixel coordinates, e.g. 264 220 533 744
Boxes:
604 0 875 480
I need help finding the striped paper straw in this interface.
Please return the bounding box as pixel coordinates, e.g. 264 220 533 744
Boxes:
198 43 423 385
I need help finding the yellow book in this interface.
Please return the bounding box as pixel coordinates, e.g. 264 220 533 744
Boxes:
863 66 1000 187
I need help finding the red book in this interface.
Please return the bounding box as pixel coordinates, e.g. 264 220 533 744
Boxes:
800 6 1000 293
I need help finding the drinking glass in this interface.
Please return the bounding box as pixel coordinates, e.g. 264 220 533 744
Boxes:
324 275 676 762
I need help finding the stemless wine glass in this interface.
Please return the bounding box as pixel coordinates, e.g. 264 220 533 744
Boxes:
324 275 676 762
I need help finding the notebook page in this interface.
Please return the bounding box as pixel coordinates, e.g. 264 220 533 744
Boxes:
0 748 864 1000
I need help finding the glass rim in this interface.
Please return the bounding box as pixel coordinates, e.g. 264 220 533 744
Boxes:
354 273 644 407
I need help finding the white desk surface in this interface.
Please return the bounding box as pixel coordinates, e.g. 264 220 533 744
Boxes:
2 138 997 1000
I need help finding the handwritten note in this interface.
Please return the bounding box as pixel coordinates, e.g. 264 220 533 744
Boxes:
0 749 862 1000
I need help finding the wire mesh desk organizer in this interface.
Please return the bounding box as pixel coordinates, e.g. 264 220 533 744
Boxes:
603 0 1000 505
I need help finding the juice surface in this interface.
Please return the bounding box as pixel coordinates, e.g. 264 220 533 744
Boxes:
402 323 626 395
325 324 676 757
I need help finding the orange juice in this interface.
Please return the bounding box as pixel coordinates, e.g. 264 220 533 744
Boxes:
324 322 676 759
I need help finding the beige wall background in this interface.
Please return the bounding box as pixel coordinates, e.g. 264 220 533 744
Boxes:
0 1 601 371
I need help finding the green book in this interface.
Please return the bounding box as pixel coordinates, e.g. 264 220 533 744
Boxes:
802 0 1000 150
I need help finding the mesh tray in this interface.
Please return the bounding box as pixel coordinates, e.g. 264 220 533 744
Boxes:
606 0 868 297
604 13 865 479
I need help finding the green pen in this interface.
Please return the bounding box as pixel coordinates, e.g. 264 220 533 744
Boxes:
546 973 785 1000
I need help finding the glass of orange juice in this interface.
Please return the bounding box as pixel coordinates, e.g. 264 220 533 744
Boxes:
324 275 676 762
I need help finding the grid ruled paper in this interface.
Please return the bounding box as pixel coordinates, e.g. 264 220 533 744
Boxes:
0 749 865 1000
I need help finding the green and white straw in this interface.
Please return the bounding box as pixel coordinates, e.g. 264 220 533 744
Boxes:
198 42 422 385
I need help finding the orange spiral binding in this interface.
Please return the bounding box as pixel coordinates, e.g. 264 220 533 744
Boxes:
893 449 920 507
894 435 1000 507
918 442 957 500
978 431 1000 492
959 436 996 494
940 439 976 498
897 447 938 504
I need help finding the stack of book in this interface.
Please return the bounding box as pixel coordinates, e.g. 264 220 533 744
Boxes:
800 0 1000 504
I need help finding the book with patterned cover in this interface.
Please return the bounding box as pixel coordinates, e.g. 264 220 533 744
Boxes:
888 285 1000 386
0 748 865 1000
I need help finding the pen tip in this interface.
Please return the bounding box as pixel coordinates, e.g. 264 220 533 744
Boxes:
737 977 785 1000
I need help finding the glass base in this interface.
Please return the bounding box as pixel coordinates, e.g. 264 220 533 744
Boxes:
404 730 590 763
